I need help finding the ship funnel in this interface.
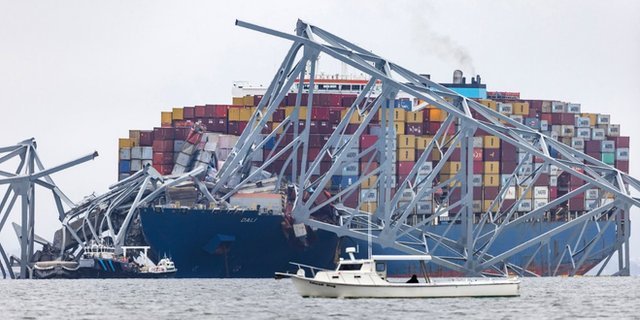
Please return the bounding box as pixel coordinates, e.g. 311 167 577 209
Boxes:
453 70 463 84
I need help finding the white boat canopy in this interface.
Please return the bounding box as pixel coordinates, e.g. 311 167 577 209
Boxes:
370 255 432 261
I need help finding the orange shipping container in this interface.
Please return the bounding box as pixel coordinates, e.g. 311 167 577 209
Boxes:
362 176 378 188
429 108 447 122
443 161 461 175
232 97 244 106
512 102 529 115
484 161 500 174
172 108 184 120
484 174 500 187
228 108 241 121
161 111 173 125
394 122 405 135
398 135 416 149
398 148 415 161
406 111 423 123
394 109 406 122
483 136 500 149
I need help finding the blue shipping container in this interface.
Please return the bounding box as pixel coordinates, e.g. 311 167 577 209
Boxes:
119 160 131 173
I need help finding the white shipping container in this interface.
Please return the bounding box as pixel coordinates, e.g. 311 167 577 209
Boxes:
559 125 575 137
596 114 610 125
518 164 533 176
575 117 590 128
197 151 213 163
397 201 415 215
400 189 414 201
498 103 513 114
571 138 584 150
550 165 560 176
616 148 630 160
510 115 523 123
585 199 598 210
171 164 187 175
218 135 239 149
472 174 482 187
551 101 566 113
174 140 185 153
472 200 482 213
505 186 516 200
517 200 533 212
416 201 433 214
540 120 549 132
417 161 433 175
419 190 433 201
252 148 264 162
131 147 142 159
142 147 153 160
534 186 549 199
549 176 558 187
176 152 191 167
130 159 142 171
181 143 196 156
591 128 605 141
360 188 378 203
534 199 548 210
473 137 484 148
119 148 131 160
501 174 515 186
585 189 599 200
567 103 581 113
607 124 620 137
576 127 591 139
601 141 615 153
341 164 359 176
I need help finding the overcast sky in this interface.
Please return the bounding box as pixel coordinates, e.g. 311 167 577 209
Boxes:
1 1 639 271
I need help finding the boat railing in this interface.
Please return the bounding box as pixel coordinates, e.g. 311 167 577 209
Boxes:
289 262 329 277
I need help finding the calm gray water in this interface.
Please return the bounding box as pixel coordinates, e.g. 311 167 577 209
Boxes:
0 277 638 319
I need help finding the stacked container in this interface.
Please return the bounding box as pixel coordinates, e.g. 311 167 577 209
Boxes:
117 92 629 226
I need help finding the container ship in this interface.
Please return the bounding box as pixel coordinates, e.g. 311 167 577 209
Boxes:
117 72 628 278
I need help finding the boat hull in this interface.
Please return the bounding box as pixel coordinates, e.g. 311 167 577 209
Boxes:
289 276 520 298
140 207 617 278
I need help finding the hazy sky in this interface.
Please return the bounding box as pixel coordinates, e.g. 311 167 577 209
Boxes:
1 1 639 270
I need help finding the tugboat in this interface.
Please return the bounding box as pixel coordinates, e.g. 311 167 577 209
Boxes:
33 241 177 279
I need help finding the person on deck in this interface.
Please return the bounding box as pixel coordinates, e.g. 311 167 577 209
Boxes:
406 274 419 283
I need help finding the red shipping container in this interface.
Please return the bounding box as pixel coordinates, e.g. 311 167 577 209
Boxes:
139 130 154 146
318 121 332 134
345 124 361 134
360 135 378 149
214 105 230 118
360 162 378 175
484 149 500 161
204 105 216 117
154 127 175 140
174 127 190 140
449 148 461 161
152 152 174 165
320 161 332 173
238 121 248 134
611 136 630 148
405 123 423 135
273 109 285 122
473 148 483 161
329 108 342 124
228 121 241 135
253 95 264 106
473 187 483 200
311 108 330 120
484 187 499 199
501 143 517 161
535 174 550 186
397 161 415 175
308 121 319 134
549 187 558 199
308 134 327 147
501 161 517 173
425 122 441 135
152 164 173 175
569 197 585 211
195 105 206 118
473 161 484 174
298 148 320 160
341 96 357 107
616 160 629 173
183 107 195 119
208 118 227 133
152 140 174 152
551 113 575 125
540 113 552 123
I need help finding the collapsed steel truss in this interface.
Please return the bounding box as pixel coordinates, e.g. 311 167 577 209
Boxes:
214 19 640 276
0 138 97 278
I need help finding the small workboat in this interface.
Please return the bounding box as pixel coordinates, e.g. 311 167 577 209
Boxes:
276 247 520 298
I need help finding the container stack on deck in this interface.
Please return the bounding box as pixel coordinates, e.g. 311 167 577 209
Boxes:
117 90 629 225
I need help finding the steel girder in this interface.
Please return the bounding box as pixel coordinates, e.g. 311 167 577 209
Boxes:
216 19 639 276
0 138 97 279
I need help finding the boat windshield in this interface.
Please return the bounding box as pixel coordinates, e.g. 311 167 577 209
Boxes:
338 263 362 271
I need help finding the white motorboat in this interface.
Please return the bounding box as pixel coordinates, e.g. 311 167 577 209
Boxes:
276 248 520 298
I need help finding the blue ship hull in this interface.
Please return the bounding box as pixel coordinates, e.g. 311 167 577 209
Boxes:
140 207 617 278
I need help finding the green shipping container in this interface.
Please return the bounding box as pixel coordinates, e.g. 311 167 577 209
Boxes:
601 152 615 165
